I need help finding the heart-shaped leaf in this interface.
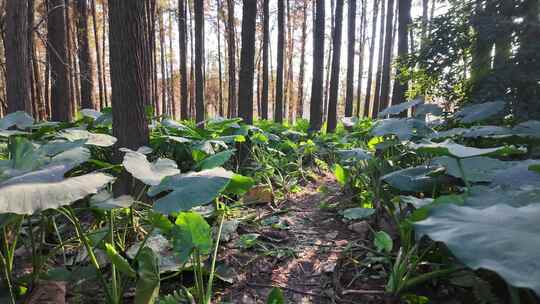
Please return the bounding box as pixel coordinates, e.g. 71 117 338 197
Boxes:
0 111 34 130
381 165 444 192
122 150 179 186
411 139 506 159
453 100 505 124
378 98 423 118
171 212 212 263
196 149 235 170
58 129 117 147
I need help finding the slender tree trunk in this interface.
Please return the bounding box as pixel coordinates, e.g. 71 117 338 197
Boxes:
6 0 32 114
323 0 335 121
391 0 410 109
76 0 95 109
296 0 308 119
91 0 104 109
372 0 386 117
309 0 325 132
379 0 395 111
189 1 195 118
285 0 295 122
493 0 513 69
226 0 237 118
178 0 188 119
363 0 379 117
356 0 367 116
48 0 72 121
194 0 204 123
261 0 270 119
168 8 176 117
216 0 224 117
344 0 356 117
102 2 109 107
327 0 344 133
237 0 257 124
159 8 167 116
274 0 285 122
64 0 76 116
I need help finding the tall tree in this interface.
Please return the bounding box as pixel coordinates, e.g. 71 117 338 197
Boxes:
391 0 411 108
91 0 105 109
76 0 95 109
296 0 308 119
226 0 237 117
371 0 386 117
285 0 295 122
159 7 167 115
356 0 367 116
274 0 285 122
216 0 224 116
327 0 344 133
5 0 32 114
261 0 270 119
194 0 205 123
178 0 189 119
378 0 395 111
108 0 151 149
48 0 72 121
309 0 325 131
168 7 176 117
237 0 257 124
29 0 45 119
344 0 356 117
363 0 380 117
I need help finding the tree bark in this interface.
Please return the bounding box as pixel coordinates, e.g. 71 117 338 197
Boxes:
5 0 32 114
48 0 72 121
327 0 344 133
379 0 395 111
356 0 367 116
391 0 411 108
237 0 257 124
91 0 105 109
168 9 176 118
159 7 167 116
371 0 386 117
309 0 325 132
285 0 295 122
178 0 188 119
344 0 356 117
261 0 270 120
296 0 308 119
226 0 237 118
76 0 95 109
274 0 285 123
363 0 379 117
194 0 204 123
216 0 224 117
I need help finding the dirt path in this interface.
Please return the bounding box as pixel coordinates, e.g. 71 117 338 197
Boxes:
217 172 360 303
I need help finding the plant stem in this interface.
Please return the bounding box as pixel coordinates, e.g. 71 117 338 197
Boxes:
205 213 225 304
456 158 471 192
110 210 118 304
0 251 16 304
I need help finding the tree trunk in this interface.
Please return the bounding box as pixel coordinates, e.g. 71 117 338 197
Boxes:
323 0 335 121
6 0 32 114
76 0 95 109
168 9 176 118
90 0 104 110
194 0 204 123
363 0 379 117
344 0 356 117
260 0 270 120
226 0 237 118
48 0 72 121
309 0 325 132
379 0 395 111
327 0 344 133
285 0 295 122
493 0 513 69
102 2 109 107
274 0 285 123
371 0 386 117
159 8 167 116
296 0 308 119
216 0 224 117
391 0 411 108
356 0 367 116
237 0 257 124
178 0 188 119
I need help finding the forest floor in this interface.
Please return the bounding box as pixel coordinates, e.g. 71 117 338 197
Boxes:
215 172 387 304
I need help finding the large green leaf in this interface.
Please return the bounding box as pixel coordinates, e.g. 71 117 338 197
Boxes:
411 139 505 159
0 111 34 130
122 150 179 186
377 98 423 118
196 149 235 170
337 148 372 162
464 186 540 208
381 165 444 192
453 100 505 124
58 129 117 147
171 212 212 263
371 118 434 141
415 203 540 295
491 160 540 189
104 243 137 278
431 156 512 182
461 125 513 139
135 247 160 304
342 208 375 220
414 103 443 117
148 167 233 214
0 164 113 214
224 173 254 195
512 120 540 138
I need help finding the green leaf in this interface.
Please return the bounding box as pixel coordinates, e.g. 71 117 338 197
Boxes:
411 139 507 159
224 173 255 195
57 129 117 147
374 231 393 253
266 287 286 304
342 208 375 220
122 150 180 186
333 164 348 187
105 243 136 278
337 148 372 162
135 247 160 304
371 118 434 141
196 149 235 170
381 165 444 193
171 212 212 263
90 191 134 210
454 100 506 124
149 167 233 214
432 156 513 183
378 98 423 118
0 111 34 130
415 203 540 295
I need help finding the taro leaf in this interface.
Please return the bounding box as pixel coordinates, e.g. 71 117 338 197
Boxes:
267 287 286 304
377 98 423 118
432 156 512 182
0 137 44 175
400 196 434 209
148 167 233 214
381 165 444 193
0 164 114 214
342 208 375 220
39 139 87 157
48 146 91 167
127 233 181 273
0 130 30 137
58 129 117 147
371 118 434 141
122 150 179 186
134 247 160 304
512 120 540 138
196 149 235 170
333 164 348 187
0 111 34 130
337 148 372 162
162 135 192 144
80 109 102 120
428 128 468 140
94 112 112 126
454 100 506 124
104 243 136 278
414 103 443 117
223 173 254 195
461 126 513 139
464 186 540 209
415 203 540 295
161 119 190 131
374 231 393 253
411 139 505 159
90 191 134 210
491 160 540 189
171 212 212 263
341 117 359 128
